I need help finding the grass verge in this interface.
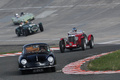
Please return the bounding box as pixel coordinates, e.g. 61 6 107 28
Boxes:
88 50 120 71
0 51 21 55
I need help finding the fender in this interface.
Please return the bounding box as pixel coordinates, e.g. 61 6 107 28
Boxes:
60 38 65 41
88 34 94 41
60 38 66 46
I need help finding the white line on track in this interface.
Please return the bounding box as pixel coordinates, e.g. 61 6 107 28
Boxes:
45 5 74 8
77 3 120 7
98 39 120 44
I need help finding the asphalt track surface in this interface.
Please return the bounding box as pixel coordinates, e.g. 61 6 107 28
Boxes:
1 0 120 80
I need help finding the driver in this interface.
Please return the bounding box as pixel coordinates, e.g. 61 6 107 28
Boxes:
72 27 77 32
68 27 77 35
25 21 29 24
40 47 46 52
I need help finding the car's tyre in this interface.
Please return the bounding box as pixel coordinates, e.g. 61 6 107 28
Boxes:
23 29 28 36
14 23 16 25
83 33 88 44
21 70 27 75
15 30 20 37
39 23 44 32
51 67 56 72
89 36 94 48
59 40 65 53
32 17 35 20
81 38 87 50
17 32 20 37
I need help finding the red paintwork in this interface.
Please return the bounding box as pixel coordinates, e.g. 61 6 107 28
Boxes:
88 34 92 41
60 38 64 41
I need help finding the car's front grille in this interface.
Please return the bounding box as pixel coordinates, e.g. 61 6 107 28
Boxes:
38 56 46 62
68 37 76 44
27 55 47 63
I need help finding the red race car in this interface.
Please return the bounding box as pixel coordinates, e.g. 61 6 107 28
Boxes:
59 30 94 53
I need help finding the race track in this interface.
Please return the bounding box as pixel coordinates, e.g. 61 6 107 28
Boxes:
0 0 120 80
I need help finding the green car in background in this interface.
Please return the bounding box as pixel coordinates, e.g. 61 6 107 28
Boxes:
15 22 44 37
12 12 35 25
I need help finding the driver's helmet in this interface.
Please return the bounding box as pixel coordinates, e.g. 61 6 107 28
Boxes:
15 13 19 17
72 27 77 32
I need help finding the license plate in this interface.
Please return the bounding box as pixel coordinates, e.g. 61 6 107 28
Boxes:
33 69 43 72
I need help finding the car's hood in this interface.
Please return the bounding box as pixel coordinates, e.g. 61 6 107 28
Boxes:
25 53 49 63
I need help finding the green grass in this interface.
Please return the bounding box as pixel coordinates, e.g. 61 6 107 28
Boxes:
0 51 21 54
88 50 120 71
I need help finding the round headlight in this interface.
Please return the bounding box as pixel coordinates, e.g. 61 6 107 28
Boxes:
21 59 27 65
48 56 54 63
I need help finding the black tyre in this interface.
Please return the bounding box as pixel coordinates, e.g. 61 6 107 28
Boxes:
14 22 19 25
89 36 94 48
32 17 35 20
81 38 86 50
83 33 88 44
15 30 20 37
21 70 27 75
39 23 44 32
23 29 28 36
59 40 65 53
14 23 17 25
51 67 56 72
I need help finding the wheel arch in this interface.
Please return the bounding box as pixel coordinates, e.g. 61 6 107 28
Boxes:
88 34 94 41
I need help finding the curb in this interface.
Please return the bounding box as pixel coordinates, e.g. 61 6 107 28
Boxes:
62 52 120 74
0 47 60 57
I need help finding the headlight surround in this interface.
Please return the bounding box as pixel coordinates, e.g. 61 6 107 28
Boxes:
21 59 27 65
48 56 54 65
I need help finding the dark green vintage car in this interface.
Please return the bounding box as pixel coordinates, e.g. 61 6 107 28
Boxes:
15 22 44 37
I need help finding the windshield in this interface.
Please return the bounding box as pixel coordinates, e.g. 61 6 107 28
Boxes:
24 44 50 54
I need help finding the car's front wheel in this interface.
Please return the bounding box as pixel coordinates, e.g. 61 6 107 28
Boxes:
23 29 28 36
81 38 87 50
59 40 65 53
15 30 20 37
39 23 44 32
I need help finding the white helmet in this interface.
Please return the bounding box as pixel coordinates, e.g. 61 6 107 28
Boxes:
15 13 18 16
